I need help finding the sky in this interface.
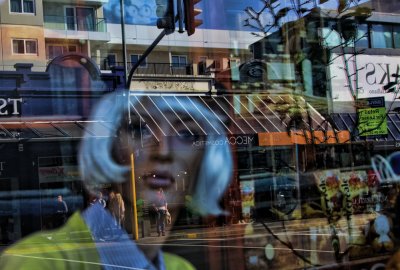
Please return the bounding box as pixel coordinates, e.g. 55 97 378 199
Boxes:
103 0 371 31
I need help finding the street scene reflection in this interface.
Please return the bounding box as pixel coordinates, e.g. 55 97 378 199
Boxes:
1 0 400 269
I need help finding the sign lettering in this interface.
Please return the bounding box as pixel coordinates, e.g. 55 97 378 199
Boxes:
0 98 22 116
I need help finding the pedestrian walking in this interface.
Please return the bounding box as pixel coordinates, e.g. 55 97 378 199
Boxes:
153 188 168 237
54 195 68 228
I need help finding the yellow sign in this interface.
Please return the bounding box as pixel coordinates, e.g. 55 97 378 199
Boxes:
358 107 388 136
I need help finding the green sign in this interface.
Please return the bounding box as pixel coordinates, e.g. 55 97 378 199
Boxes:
358 107 388 136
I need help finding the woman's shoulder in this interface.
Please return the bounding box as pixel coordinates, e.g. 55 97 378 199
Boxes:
163 252 196 270
0 212 100 270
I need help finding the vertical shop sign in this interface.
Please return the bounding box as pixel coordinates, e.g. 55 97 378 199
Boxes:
240 181 255 221
357 97 388 137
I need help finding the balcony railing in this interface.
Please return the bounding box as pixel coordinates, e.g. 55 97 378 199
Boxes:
102 61 194 76
44 15 107 32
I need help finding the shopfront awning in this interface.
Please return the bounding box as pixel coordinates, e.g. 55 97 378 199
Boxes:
331 112 400 147
129 93 349 146
0 94 350 145
0 121 112 142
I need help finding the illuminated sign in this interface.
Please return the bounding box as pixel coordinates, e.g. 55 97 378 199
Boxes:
357 97 388 137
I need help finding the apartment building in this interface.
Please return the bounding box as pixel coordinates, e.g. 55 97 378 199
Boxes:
0 0 264 92
0 0 109 71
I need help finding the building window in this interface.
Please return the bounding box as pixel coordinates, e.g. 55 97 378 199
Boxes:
102 54 117 69
371 24 393 48
355 24 369 48
10 0 34 13
64 6 95 31
131 54 147 67
47 44 77 60
319 27 342 47
12 39 37 55
171 55 187 68
394 26 400 49
199 56 208 63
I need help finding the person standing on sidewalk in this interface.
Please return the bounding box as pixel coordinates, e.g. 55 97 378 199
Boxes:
153 188 168 237
54 195 68 228
115 193 125 228
91 191 107 208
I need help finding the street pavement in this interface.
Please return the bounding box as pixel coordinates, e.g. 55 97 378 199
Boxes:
0 215 393 269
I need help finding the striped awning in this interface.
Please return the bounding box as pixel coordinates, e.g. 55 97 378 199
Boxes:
0 94 350 146
129 93 348 146
331 112 400 147
0 121 111 142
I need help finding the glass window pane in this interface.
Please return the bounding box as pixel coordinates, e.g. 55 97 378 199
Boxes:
130 54 138 64
10 0 21 12
76 7 95 31
355 24 369 48
68 45 77 52
179 56 187 66
65 8 75 30
171 55 179 67
371 24 393 48
48 45 63 59
394 26 400 48
12 40 24 54
320 27 342 47
140 56 147 67
25 40 37 54
23 0 33 13
108 54 116 66
131 55 147 67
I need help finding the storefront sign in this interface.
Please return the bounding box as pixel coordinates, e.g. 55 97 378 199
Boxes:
357 97 388 137
192 135 256 147
0 98 22 116
258 130 350 146
330 54 400 103
131 80 210 92
38 166 80 183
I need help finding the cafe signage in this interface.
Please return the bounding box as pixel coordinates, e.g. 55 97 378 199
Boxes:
357 97 388 137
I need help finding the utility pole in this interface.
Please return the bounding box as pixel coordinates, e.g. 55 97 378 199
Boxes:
120 0 128 88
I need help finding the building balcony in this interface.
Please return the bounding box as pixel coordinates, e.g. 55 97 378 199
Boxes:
103 62 198 77
44 16 110 41
43 0 108 4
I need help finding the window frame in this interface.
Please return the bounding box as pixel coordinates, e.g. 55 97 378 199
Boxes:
106 53 117 67
12 38 38 55
171 55 188 68
64 6 96 31
371 23 394 49
46 44 78 60
130 54 147 68
9 0 35 14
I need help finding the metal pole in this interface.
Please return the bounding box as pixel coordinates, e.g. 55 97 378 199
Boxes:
120 0 128 88
177 0 184 33
127 29 167 89
131 153 139 240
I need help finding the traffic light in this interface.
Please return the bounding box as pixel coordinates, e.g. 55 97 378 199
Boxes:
183 0 203 36
156 0 175 32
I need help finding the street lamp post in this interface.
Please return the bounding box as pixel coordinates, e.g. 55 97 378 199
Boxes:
120 0 128 88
